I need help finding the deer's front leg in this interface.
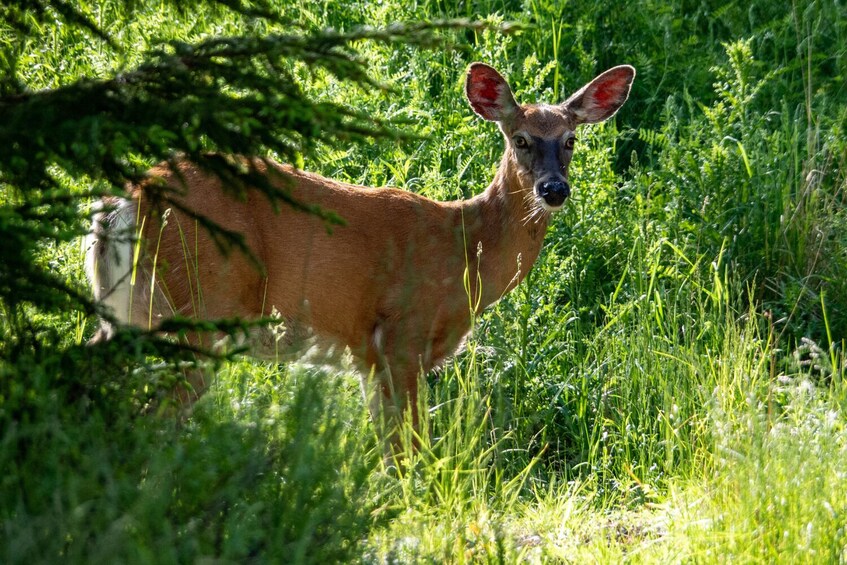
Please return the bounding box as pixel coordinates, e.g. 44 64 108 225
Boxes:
362 326 424 463
361 366 422 462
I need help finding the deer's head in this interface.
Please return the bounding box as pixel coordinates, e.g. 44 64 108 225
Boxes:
466 63 635 212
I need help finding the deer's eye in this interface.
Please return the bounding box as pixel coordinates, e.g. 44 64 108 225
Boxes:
513 136 529 149
565 137 576 150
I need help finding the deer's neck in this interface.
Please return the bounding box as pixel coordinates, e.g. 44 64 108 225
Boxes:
462 155 550 310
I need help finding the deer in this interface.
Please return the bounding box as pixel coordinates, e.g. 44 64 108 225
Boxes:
86 62 635 458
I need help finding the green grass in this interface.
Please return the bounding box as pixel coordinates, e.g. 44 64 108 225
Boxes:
2 0 847 562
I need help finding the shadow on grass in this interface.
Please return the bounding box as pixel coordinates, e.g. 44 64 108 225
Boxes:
1 364 388 563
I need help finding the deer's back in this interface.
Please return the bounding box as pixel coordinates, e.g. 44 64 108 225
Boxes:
134 159 475 361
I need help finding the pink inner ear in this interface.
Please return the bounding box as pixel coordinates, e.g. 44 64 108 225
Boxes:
469 77 501 114
467 66 507 116
592 73 630 109
472 76 501 102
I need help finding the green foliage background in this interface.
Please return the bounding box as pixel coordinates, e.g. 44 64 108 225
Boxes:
1 0 846 562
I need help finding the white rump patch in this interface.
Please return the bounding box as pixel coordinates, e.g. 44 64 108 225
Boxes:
85 198 137 327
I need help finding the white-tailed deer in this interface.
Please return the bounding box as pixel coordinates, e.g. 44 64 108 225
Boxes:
86 62 635 455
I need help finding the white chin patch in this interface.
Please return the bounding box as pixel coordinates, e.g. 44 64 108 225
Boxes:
539 201 564 212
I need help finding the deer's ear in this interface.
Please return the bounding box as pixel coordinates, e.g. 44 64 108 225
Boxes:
465 63 519 123
562 65 635 125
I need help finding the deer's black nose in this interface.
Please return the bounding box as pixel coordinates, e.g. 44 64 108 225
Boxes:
537 180 570 208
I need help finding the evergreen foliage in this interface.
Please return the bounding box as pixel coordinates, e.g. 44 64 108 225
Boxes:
0 3 488 561
0 1 479 403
